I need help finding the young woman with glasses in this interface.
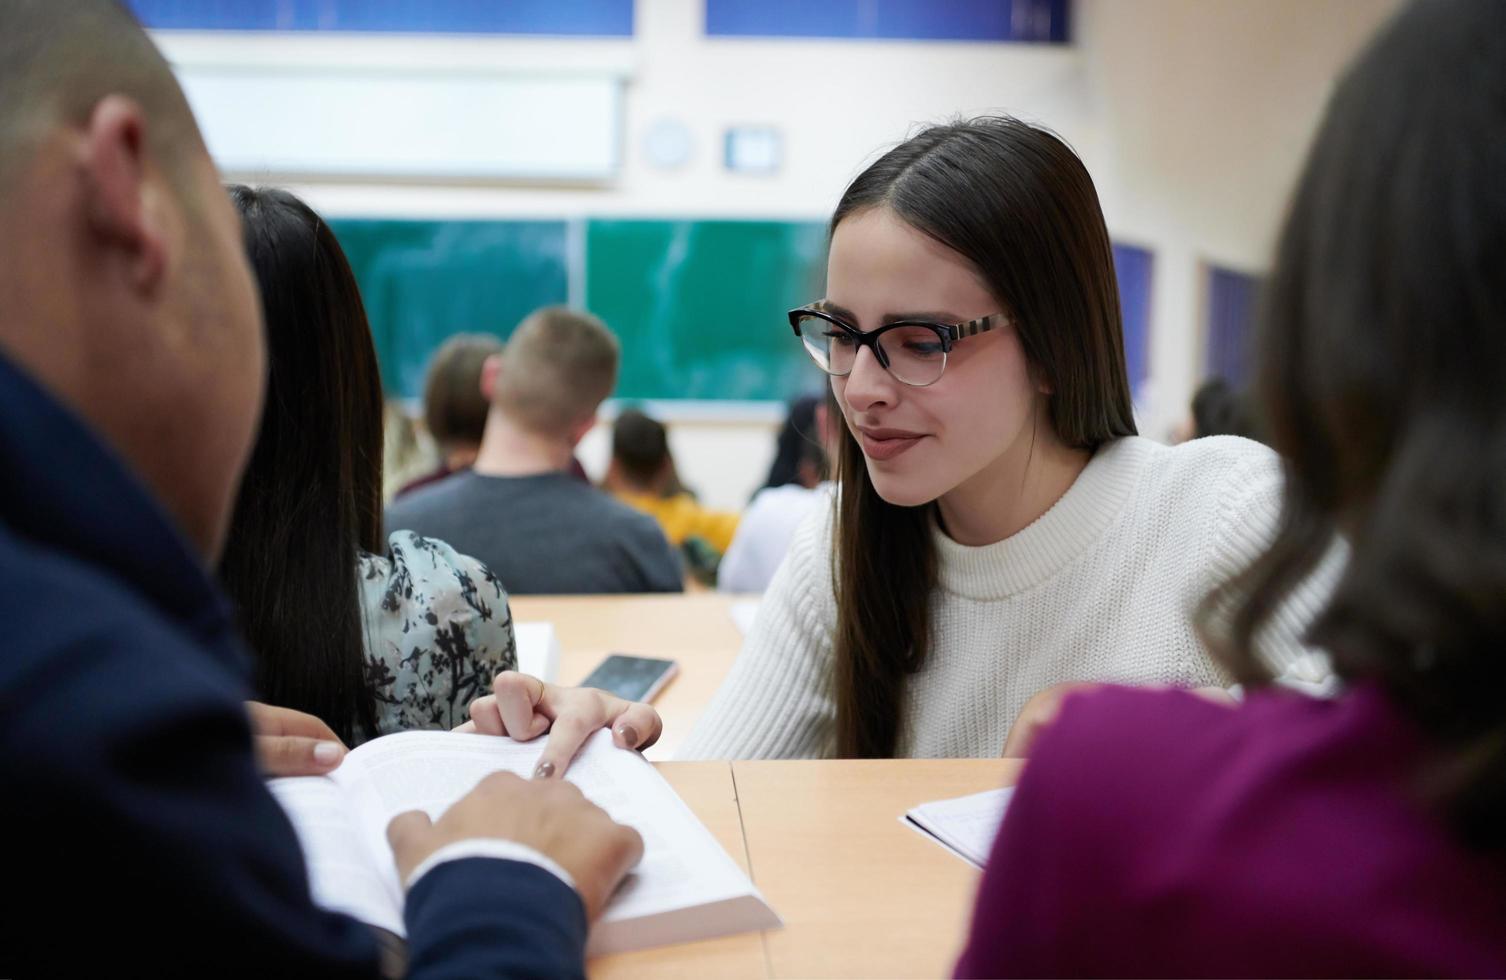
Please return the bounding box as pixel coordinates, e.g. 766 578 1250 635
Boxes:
680 115 1333 761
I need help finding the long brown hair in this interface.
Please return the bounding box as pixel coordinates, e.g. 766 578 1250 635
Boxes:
1200 0 1506 848
830 117 1136 757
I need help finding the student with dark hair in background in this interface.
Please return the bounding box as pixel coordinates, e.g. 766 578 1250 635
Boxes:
719 396 835 594
603 408 741 585
681 116 1332 762
959 2 1506 973
388 308 682 595
0 2 643 973
395 332 503 498
760 393 827 493
1172 376 1261 443
220 186 516 743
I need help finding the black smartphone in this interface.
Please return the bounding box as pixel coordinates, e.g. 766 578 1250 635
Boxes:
578 654 680 703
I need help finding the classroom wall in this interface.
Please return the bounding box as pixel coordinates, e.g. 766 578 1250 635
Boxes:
152 0 1401 511
1077 0 1403 438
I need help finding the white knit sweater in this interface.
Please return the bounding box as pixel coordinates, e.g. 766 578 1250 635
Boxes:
679 436 1335 760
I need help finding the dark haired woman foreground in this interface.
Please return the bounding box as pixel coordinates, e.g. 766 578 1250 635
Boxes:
681 115 1332 761
958 0 1506 974
218 186 515 744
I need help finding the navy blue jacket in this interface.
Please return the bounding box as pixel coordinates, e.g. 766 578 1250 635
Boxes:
0 353 587 977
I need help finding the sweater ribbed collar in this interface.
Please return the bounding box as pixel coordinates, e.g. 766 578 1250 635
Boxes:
933 436 1151 600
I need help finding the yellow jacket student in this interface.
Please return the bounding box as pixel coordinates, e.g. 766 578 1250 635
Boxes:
603 409 742 557
612 489 740 554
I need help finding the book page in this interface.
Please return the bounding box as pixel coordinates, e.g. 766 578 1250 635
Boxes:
903 786 1015 869
267 776 405 935
553 737 753 923
331 728 776 950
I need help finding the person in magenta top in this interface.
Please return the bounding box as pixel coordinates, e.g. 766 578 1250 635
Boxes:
959 685 1506 976
957 0 1506 975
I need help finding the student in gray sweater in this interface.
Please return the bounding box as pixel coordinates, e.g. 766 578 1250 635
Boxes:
387 307 682 595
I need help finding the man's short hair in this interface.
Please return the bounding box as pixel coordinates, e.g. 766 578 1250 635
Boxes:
612 408 670 485
0 0 202 196
423 333 504 450
493 307 620 439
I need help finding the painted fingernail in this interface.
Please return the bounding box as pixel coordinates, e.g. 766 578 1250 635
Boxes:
313 741 342 764
616 724 640 747
533 761 556 780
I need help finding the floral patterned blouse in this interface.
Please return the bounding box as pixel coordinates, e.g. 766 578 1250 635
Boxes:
356 531 516 742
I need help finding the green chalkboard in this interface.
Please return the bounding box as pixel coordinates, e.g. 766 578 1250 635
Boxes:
585 219 830 402
329 219 569 399
329 217 831 403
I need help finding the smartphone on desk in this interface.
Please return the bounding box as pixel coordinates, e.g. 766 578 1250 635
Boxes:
578 654 679 703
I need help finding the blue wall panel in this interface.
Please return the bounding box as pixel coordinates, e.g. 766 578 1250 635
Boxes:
1112 243 1153 400
705 0 1067 43
1205 265 1261 385
130 0 633 36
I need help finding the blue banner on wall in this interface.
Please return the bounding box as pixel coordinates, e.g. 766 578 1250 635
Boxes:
705 0 1067 43
1112 243 1153 400
129 0 633 36
1205 264 1261 384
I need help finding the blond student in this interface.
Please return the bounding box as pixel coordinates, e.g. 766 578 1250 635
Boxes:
386 308 682 595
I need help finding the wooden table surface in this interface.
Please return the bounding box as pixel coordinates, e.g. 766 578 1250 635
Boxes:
506 595 1021 977
510 593 749 760
590 759 1023 979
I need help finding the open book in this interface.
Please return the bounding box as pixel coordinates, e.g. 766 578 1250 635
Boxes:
902 787 1015 869
269 728 780 956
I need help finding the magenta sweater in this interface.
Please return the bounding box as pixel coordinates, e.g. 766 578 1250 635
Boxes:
956 684 1506 977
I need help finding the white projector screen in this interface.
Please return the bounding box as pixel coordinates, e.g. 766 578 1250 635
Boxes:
176 64 623 181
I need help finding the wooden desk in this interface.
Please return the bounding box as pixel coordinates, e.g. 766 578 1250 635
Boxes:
510 593 746 760
589 759 1023 979
589 762 767 979
738 759 1021 979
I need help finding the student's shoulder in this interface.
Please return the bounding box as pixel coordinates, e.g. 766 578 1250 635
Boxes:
1128 434 1278 491
361 530 508 601
748 482 820 510
1034 686 1243 777
597 490 678 548
0 523 227 671
1022 684 1331 837
1112 434 1281 520
0 525 246 757
779 486 837 567
744 483 821 526
384 470 472 527
382 481 445 532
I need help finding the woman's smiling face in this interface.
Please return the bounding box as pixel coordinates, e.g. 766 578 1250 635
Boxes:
826 206 1047 509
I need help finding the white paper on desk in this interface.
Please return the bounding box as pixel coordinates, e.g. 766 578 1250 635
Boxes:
514 621 560 682
270 729 781 956
902 787 1015 869
728 600 760 637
